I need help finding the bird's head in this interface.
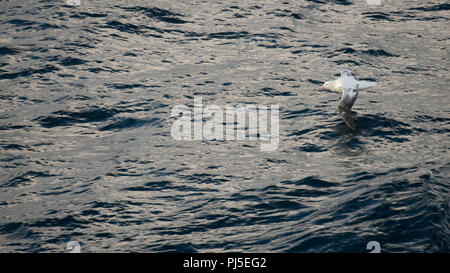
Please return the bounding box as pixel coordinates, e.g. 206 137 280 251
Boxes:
316 80 337 92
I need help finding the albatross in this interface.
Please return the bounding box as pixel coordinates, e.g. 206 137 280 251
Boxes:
316 70 377 130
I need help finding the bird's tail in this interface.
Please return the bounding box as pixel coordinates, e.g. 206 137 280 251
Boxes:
358 81 377 90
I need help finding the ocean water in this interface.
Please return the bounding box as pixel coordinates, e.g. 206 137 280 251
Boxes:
0 0 448 252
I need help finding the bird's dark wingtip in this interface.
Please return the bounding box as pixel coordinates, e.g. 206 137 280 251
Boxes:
340 110 356 131
346 122 356 131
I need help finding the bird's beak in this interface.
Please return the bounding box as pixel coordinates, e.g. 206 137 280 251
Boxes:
316 85 325 91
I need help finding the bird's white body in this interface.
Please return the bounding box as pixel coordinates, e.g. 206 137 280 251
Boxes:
316 70 377 130
324 74 377 93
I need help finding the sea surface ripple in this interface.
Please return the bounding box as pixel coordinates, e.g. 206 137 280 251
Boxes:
0 0 448 252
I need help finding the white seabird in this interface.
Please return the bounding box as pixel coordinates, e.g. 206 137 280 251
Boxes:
316 69 377 130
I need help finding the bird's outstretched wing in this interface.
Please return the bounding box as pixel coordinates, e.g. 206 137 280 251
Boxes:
339 69 356 78
338 87 358 130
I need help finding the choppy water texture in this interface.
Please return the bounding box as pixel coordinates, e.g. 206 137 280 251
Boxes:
0 0 449 252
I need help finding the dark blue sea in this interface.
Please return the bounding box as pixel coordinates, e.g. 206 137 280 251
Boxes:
0 0 448 252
